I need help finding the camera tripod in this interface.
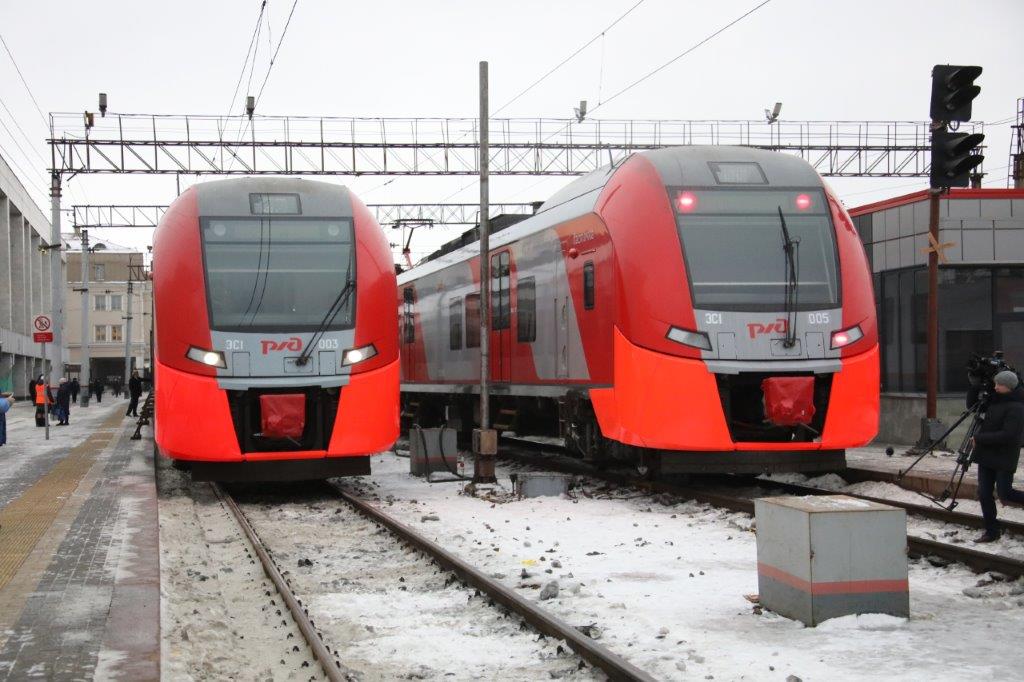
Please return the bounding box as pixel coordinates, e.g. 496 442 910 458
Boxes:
897 397 987 511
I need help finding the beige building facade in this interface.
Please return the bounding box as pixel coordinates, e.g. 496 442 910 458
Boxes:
63 234 152 386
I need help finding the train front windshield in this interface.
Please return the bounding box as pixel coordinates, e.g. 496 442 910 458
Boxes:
673 189 839 311
201 217 354 331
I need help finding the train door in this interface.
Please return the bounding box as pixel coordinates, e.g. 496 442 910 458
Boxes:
402 286 416 379
490 251 512 382
554 254 569 378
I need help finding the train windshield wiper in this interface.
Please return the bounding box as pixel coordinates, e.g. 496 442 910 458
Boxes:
777 206 800 348
295 255 356 366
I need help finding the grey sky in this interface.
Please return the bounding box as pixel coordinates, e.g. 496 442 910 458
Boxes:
0 0 1020 258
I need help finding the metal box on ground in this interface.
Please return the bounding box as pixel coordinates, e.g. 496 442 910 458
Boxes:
755 495 909 626
513 472 570 498
409 427 459 477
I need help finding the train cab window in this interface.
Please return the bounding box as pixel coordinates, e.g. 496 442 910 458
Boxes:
465 294 481 348
583 261 595 310
517 277 536 342
449 298 463 350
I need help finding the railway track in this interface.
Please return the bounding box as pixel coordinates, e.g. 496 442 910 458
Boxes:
216 479 657 682
497 438 1024 580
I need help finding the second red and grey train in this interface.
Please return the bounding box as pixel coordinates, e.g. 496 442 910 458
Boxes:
398 146 879 474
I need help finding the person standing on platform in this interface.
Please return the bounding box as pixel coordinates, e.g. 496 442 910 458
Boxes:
126 370 143 418
70 377 80 404
971 370 1024 542
0 392 14 446
93 378 104 404
34 375 52 427
55 378 71 426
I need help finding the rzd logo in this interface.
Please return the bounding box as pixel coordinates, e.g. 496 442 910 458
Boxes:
747 319 788 339
260 337 303 354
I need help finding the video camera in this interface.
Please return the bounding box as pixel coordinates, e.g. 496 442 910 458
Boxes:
967 351 1019 397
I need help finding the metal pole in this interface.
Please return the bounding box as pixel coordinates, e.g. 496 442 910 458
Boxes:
42 341 49 441
79 230 91 406
473 60 497 484
123 269 134 388
49 174 64 386
926 187 941 420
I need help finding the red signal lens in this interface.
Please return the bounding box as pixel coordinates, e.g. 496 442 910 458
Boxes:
795 193 812 211
676 191 698 212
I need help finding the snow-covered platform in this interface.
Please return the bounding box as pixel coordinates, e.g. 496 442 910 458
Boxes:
0 400 159 680
846 444 979 499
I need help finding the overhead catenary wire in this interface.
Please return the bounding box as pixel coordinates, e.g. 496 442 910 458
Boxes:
224 0 269 117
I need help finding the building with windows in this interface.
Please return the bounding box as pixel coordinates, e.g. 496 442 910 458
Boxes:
850 188 1024 442
63 234 152 385
0 154 63 398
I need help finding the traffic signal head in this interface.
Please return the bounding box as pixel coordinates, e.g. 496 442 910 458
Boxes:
931 130 985 188
930 65 982 122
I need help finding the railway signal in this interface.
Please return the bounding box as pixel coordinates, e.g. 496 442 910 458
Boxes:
930 65 983 122
930 130 985 189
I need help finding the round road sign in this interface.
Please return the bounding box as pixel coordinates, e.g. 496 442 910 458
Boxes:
33 315 52 332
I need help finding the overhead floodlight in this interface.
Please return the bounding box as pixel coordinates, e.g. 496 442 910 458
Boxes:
99 93 108 117
246 95 255 120
765 102 783 124
574 100 588 123
84 111 94 129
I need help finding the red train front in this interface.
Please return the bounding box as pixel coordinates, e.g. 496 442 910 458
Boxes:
399 146 879 474
153 178 398 481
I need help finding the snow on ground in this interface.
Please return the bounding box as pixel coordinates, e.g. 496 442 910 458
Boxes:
236 488 597 681
339 451 1024 681
157 460 326 681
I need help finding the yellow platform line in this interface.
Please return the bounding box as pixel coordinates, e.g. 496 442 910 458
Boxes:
0 410 125 591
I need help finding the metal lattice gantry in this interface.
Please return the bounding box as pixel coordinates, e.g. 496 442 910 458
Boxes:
49 112 988 178
70 202 539 229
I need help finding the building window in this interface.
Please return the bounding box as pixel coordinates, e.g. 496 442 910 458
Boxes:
94 294 107 311
94 325 107 342
109 294 123 311
93 263 105 281
449 298 463 350
111 325 124 342
583 261 595 310
465 294 481 348
517 277 536 342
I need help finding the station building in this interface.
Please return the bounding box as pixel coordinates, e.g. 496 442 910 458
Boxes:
62 234 152 385
0 153 63 398
849 187 1024 443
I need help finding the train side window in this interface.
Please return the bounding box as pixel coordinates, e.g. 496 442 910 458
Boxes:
491 252 510 330
403 287 415 343
449 298 463 350
517 277 536 342
465 294 481 348
583 261 595 310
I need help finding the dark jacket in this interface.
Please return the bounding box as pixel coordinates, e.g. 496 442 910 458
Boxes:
55 383 71 410
70 379 80 397
972 386 1024 472
129 376 143 398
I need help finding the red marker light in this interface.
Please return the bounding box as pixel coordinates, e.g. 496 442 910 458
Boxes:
676 191 698 212
795 193 812 211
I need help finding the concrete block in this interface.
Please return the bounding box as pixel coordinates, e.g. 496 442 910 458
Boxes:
513 472 570 498
409 427 459 477
755 495 909 626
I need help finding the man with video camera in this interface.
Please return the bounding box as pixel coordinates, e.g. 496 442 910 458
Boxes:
968 363 1024 543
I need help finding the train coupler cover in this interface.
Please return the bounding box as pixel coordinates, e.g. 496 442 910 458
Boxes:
259 393 306 439
761 377 816 426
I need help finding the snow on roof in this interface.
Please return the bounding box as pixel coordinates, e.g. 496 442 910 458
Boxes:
62 232 141 253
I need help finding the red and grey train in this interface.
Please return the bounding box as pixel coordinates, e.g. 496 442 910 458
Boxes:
399 146 879 474
153 178 398 481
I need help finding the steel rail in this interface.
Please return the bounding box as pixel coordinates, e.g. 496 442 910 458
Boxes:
496 440 1024 580
330 483 657 682
214 484 356 682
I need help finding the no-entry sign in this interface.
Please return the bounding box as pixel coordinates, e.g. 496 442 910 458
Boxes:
33 314 53 343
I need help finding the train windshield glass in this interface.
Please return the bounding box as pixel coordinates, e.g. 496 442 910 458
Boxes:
201 218 354 331
674 189 839 310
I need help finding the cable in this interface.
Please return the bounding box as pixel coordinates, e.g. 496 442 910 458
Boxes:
493 0 647 116
0 110 48 190
253 0 300 105
0 97 48 166
225 1 268 117
0 32 49 130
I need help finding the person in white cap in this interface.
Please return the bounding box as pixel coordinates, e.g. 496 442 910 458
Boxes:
971 369 1024 542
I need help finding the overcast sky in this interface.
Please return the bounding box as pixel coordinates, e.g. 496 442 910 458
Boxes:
0 0 1020 258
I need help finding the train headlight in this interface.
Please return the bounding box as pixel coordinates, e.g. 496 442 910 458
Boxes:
666 326 712 351
830 325 864 349
186 346 227 368
342 343 378 366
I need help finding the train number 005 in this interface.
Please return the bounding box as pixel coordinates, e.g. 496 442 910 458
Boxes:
807 312 830 325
